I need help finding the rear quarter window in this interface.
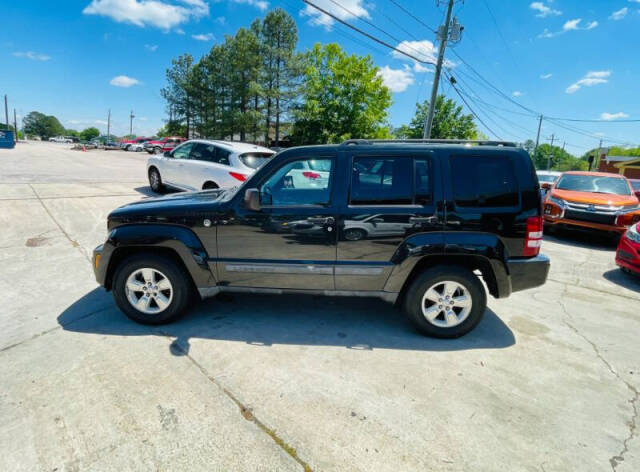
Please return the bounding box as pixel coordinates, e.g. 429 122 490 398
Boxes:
451 155 519 207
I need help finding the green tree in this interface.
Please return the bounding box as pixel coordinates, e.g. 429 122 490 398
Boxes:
23 111 65 139
523 139 535 155
394 95 478 140
80 127 100 141
291 43 392 144
161 54 195 138
532 144 587 171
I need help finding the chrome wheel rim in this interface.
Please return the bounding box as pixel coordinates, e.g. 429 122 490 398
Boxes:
125 268 173 314
421 280 472 328
150 171 159 188
345 229 363 241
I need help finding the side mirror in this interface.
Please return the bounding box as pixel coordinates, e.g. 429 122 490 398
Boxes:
164 151 171 158
245 188 261 211
541 182 552 190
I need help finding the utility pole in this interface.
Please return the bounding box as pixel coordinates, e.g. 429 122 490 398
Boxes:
546 134 555 170
4 95 8 128
423 0 456 139
13 109 18 143
534 115 543 154
596 138 603 171
129 110 135 136
107 109 111 141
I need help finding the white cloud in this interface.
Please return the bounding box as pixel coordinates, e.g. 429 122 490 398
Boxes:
83 0 209 31
231 0 269 12
110 75 140 87
585 20 598 29
300 0 369 29
563 18 581 30
537 28 556 38
145 44 158 51
512 91 523 97
13 51 51 61
392 40 454 68
214 16 225 24
413 63 433 73
539 18 598 38
601 112 629 121
377 65 415 93
529 2 561 17
566 70 611 94
95 120 109 125
609 7 628 20
192 32 214 41
540 73 552 79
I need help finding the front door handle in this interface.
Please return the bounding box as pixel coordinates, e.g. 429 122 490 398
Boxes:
307 217 335 225
409 216 438 224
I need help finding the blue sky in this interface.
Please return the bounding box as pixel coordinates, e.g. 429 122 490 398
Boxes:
2 0 639 154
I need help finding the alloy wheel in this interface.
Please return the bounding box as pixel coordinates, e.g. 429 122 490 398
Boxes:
125 268 173 314
421 280 472 328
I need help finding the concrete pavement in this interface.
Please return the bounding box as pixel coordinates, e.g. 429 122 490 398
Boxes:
1 141 638 471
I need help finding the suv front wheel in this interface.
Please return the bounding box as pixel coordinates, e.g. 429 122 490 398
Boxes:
112 254 192 324
404 265 486 338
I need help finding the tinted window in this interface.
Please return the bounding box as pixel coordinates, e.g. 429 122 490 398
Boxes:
191 143 216 162
239 152 274 169
556 174 631 196
451 155 518 207
216 148 231 165
351 157 412 205
260 157 333 206
414 158 431 204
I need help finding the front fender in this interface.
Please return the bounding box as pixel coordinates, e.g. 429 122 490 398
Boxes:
384 232 511 298
97 224 215 289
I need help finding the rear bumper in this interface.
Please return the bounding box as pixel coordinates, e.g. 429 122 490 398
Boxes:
507 254 550 293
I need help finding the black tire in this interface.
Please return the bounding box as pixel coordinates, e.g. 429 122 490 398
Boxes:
112 254 192 325
404 265 487 338
154 146 162 154
344 228 367 241
202 181 219 190
148 167 164 193
125 144 131 151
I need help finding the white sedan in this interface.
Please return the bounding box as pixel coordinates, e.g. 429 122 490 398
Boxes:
146 139 276 192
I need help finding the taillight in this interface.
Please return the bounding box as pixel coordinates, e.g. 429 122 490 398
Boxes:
524 216 543 257
302 171 321 179
615 212 640 227
229 171 247 182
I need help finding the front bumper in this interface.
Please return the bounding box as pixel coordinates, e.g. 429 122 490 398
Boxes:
93 243 113 288
544 201 640 234
507 254 550 293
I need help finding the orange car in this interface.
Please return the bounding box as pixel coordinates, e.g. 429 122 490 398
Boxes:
543 171 640 234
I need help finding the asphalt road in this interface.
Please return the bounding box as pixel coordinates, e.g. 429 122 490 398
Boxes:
1 141 639 471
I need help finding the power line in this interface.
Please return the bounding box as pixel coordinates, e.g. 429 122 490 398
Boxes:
386 0 438 34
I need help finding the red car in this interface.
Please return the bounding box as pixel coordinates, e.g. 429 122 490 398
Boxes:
616 223 640 276
120 136 149 150
145 136 185 154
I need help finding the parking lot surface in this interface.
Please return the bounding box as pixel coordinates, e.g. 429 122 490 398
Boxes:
1 141 639 471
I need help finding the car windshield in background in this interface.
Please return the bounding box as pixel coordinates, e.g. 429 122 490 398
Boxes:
556 174 631 195
239 152 274 169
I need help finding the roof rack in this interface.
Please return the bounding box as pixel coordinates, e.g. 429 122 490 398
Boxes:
340 139 518 147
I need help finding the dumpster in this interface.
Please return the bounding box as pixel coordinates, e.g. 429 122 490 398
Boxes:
0 130 15 149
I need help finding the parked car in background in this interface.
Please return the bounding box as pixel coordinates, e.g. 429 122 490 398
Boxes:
121 136 149 151
48 136 73 143
536 170 561 191
616 222 640 276
93 139 549 338
543 171 640 236
147 139 275 192
145 136 185 154
126 141 149 152
629 179 640 200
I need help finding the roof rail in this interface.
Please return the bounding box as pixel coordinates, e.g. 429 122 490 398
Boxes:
341 139 518 147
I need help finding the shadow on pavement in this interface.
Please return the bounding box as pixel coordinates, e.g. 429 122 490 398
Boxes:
603 268 640 293
134 186 179 198
543 229 618 251
58 288 515 354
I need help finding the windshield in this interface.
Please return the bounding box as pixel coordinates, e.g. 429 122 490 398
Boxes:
556 174 631 195
537 174 558 183
239 152 275 169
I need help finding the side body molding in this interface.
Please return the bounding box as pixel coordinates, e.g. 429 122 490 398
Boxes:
99 224 215 289
383 232 512 298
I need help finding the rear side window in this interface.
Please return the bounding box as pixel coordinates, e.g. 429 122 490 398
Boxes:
451 155 518 207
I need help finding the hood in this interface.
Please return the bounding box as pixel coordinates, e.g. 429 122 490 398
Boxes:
551 189 638 207
108 189 234 228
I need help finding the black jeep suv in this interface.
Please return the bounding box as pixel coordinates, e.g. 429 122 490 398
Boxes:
93 139 549 338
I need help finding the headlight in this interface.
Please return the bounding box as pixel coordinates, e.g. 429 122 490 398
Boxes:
547 195 565 207
626 224 640 243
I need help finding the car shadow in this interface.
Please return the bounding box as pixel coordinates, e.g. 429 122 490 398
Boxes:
134 186 179 198
602 268 640 292
57 288 515 355
543 229 618 251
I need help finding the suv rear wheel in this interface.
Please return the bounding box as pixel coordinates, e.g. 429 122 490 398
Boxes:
112 254 192 325
404 265 486 338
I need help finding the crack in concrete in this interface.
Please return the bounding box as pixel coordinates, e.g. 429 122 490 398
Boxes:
558 285 639 471
27 184 90 262
158 331 312 472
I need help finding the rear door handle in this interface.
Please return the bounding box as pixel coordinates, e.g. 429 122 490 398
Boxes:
409 216 438 224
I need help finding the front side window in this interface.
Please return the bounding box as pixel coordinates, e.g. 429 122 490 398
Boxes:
451 155 518 207
171 142 194 160
350 157 413 205
260 157 333 206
